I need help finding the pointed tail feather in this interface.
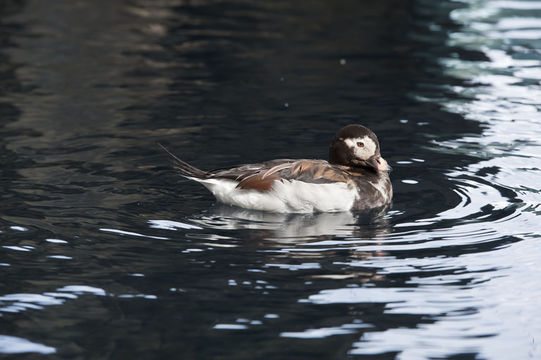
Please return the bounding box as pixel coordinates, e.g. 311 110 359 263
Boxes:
158 143 208 179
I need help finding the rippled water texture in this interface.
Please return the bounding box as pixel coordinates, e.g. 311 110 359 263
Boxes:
1 0 540 359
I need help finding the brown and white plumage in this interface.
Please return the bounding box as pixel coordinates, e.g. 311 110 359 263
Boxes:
161 124 392 213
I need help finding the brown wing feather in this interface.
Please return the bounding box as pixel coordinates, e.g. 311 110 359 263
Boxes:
237 172 283 190
282 160 351 184
242 160 354 191
208 159 294 182
261 163 294 179
210 159 355 192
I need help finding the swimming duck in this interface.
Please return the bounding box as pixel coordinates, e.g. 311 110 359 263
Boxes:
162 124 392 213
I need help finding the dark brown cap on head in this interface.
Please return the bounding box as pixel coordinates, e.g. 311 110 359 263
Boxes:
332 124 379 147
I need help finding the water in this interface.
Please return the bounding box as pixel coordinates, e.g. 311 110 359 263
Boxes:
0 0 540 359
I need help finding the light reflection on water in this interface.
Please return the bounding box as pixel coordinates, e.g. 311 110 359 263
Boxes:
0 0 540 359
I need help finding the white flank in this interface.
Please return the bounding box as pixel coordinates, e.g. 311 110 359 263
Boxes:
191 178 358 213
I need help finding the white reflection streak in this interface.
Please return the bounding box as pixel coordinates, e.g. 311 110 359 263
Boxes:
99 228 168 240
0 285 157 316
0 335 56 355
148 219 203 230
281 326 360 339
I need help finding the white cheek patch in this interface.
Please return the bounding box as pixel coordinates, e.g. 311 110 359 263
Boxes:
344 136 377 160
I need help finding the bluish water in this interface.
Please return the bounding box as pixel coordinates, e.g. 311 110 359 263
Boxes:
1 0 540 359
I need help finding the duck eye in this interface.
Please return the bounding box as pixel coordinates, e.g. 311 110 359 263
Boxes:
357 142 364 148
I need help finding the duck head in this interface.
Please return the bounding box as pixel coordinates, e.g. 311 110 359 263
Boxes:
329 124 392 172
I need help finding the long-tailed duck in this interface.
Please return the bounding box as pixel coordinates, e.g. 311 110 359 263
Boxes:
161 124 392 213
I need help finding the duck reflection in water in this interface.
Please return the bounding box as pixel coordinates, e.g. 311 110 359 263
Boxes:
188 203 392 246
182 204 392 286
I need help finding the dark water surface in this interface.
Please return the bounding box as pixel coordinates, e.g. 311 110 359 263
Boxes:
1 0 540 359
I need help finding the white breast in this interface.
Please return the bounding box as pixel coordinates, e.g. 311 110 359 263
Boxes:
193 178 358 213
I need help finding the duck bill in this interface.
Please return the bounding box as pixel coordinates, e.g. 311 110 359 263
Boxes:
366 156 392 172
